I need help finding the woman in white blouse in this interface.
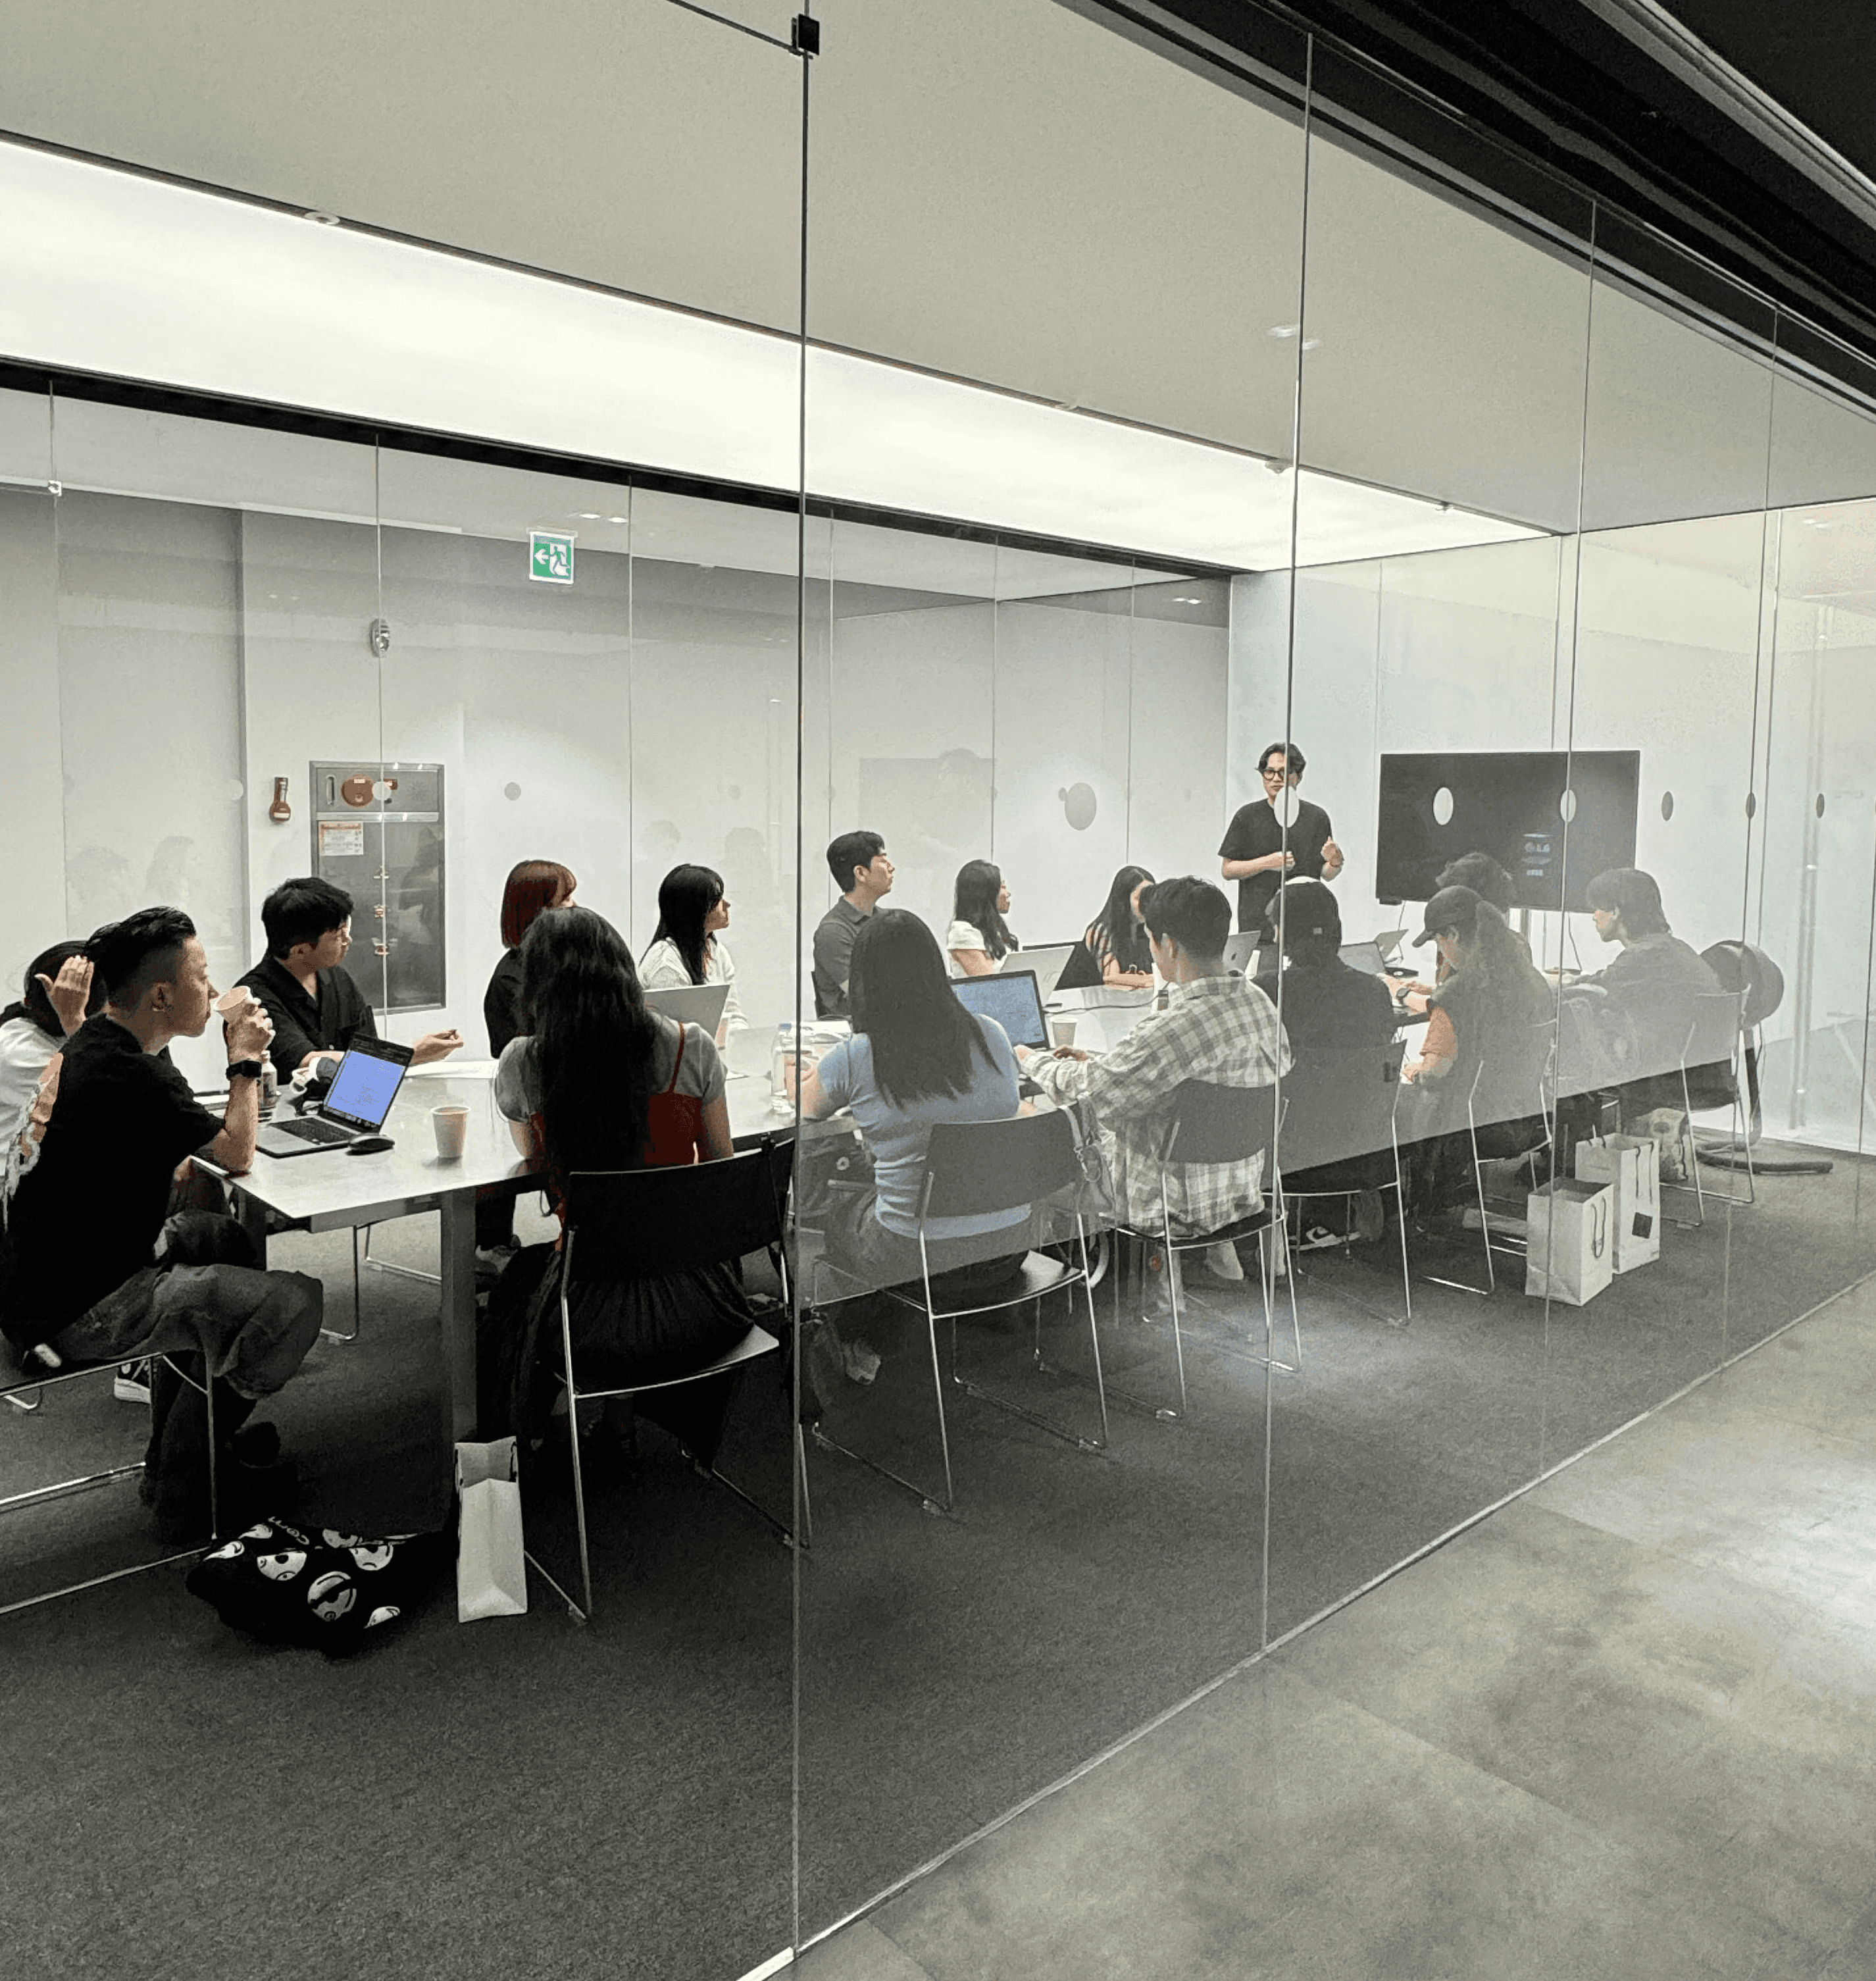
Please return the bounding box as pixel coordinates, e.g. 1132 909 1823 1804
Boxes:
946 859 1019 977
638 863 746 1044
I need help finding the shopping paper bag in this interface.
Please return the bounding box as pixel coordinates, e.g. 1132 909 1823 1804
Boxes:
1574 1134 1661 1274
1525 1177 1614 1306
455 1437 527 1620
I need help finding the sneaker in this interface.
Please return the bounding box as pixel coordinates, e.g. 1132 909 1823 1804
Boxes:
1298 1225 1346 1252
114 1360 152 1406
1203 1241 1245 1282
841 1341 882 1385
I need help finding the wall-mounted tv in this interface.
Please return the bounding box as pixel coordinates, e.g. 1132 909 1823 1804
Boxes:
1375 750 1640 912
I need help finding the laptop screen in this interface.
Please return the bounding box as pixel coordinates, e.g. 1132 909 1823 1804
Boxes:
322 1044 410 1132
951 969 1050 1051
1339 941 1386 976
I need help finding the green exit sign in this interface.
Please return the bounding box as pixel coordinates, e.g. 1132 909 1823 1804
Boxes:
529 530 574 584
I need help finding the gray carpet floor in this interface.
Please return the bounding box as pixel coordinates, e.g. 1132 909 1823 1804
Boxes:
1 1153 1870 1976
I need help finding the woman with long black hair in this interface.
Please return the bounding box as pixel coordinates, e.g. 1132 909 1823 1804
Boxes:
1059 865 1155 990
482 906 759 1452
802 910 1027 1299
638 862 746 1042
1 940 103 1196
946 858 1019 977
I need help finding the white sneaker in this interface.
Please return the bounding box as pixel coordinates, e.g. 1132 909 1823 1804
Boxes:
1204 1241 1245 1282
114 1360 152 1406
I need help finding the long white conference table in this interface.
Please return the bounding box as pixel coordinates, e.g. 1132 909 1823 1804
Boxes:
224 989 1161 1445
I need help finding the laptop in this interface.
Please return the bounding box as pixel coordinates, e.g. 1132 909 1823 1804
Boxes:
951 969 1051 1052
1339 940 1387 976
257 1039 413 1158
1009 943 1079 998
644 982 731 1035
1225 932 1261 975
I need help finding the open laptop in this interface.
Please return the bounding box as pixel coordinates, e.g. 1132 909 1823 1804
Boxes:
951 969 1050 1052
1009 942 1078 998
1339 940 1387 976
1225 931 1261 975
257 1039 413 1158
644 982 731 1035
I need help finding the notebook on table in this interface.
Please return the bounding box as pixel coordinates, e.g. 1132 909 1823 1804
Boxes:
257 1040 413 1158
644 982 731 1035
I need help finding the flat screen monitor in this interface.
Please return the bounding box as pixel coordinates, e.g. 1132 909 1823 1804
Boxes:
1375 750 1640 912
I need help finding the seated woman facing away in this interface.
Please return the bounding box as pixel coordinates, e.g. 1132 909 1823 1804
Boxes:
638 862 747 1044
802 909 1030 1317
945 858 1019 978
480 906 762 1460
484 858 576 1060
1 941 103 1196
1057 865 1156 992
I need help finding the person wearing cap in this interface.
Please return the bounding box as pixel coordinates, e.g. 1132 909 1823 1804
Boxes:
1219 742 1342 934
1567 867 1723 1108
1254 879 1396 1052
1396 886 1552 1204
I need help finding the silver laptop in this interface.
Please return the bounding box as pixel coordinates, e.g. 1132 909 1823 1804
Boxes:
257 1039 411 1158
951 969 1051 1051
1010 942 1078 997
644 981 731 1035
1339 940 1387 976
1225 931 1261 975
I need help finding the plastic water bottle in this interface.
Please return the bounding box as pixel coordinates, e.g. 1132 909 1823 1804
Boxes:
771 1021 794 1108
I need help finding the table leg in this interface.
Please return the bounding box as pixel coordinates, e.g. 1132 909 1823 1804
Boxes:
439 1189 478 1442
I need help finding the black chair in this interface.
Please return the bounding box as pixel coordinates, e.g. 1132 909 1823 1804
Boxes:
542 1146 805 1624
1 1345 219 1617
1110 1078 1293 1420
810 1109 1107 1516
1415 1019 1556 1298
1276 1040 1412 1325
1671 988 1752 1225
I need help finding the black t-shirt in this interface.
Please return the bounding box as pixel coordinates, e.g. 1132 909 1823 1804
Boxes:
1 1016 221 1345
484 949 524 1058
1219 797 1334 931
1255 955 1397 1053
236 954 379 1079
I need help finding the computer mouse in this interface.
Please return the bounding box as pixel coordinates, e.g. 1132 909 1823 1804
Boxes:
346 1135 395 1155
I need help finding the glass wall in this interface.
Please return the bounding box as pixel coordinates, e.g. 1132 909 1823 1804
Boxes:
3 0 1876 1968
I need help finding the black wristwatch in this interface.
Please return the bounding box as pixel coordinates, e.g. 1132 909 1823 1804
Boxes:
226 1059 265 1083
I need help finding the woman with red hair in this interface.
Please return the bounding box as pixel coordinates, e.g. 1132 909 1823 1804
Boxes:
484 860 576 1057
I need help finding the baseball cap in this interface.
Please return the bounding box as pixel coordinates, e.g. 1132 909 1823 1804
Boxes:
1413 884 1483 948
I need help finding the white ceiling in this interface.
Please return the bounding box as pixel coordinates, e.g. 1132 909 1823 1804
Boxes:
1 0 1874 541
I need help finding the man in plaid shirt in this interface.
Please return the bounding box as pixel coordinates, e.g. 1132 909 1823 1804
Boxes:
1017 877 1289 1256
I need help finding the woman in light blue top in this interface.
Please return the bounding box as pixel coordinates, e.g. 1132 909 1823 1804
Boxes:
801 908 1029 1308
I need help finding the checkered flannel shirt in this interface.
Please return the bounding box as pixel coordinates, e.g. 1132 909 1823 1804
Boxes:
1024 973 1290 1238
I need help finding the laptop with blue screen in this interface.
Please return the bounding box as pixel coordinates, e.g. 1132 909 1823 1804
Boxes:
951 969 1051 1052
257 1039 413 1157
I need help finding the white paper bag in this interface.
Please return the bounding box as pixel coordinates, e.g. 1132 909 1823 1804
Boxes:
1525 1178 1614 1307
455 1437 528 1621
1574 1135 1660 1274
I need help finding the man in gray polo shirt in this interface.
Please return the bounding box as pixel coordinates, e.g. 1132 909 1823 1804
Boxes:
812 831 895 1019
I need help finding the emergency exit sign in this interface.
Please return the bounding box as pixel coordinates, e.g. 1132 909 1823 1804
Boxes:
529 530 574 584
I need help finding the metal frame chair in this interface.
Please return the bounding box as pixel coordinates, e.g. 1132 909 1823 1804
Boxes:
1415 1021 1555 1297
538 1144 806 1624
1109 1078 1294 1420
809 1108 1107 1516
1 1346 218 1617
1277 1039 1413 1326
1671 988 1754 1225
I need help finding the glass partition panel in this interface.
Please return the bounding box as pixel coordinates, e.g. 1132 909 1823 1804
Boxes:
800 0 1309 1938
1276 92 1596 1638
1562 226 1779 1441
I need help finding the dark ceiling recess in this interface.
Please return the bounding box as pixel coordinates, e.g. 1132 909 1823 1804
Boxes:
1084 0 1876 386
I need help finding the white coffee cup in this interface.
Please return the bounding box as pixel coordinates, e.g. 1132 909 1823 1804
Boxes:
1050 1016 1078 1049
432 1104 469 1160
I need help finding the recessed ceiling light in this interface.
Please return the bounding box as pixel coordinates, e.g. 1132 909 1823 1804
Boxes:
304 211 342 226
1300 338 1322 351
607 514 628 524
575 511 601 519
1173 594 1200 604
1268 324 1299 339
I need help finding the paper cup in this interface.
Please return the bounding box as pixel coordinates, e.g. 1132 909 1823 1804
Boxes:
432 1104 470 1160
215 987 257 1019
1050 1017 1078 1049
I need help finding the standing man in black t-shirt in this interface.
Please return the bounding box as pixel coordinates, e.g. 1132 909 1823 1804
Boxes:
238 875 461 1081
1219 740 1344 933
3 908 322 1539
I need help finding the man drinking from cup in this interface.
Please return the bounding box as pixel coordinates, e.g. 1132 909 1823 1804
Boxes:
1 907 324 1541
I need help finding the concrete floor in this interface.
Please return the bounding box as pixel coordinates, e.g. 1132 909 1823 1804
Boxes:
792 1272 1876 1981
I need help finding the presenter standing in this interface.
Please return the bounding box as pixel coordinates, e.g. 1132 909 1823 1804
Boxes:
1219 741 1342 933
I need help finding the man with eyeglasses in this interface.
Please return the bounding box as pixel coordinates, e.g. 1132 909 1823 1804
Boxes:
1219 740 1343 933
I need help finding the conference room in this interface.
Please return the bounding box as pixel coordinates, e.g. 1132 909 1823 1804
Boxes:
4 2 1876 1972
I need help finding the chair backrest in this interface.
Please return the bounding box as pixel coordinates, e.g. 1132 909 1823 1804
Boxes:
562 1148 786 1283
1164 1079 1278 1168
921 1108 1081 1221
1683 988 1744 1068
1275 1041 1405 1173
